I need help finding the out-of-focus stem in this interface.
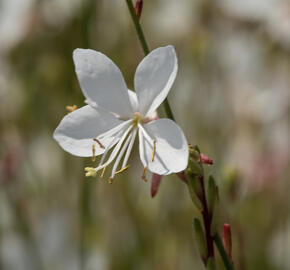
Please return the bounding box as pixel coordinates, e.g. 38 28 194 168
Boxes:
214 233 235 270
5 187 44 270
125 0 175 121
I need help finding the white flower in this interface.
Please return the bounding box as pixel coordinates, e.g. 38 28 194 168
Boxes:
53 46 188 181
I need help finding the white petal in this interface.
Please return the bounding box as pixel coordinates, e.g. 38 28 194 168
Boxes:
73 49 133 118
134 46 178 116
138 119 188 175
53 105 127 157
127 89 139 113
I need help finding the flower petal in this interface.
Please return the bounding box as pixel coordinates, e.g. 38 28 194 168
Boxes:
53 105 126 157
138 119 188 175
134 46 178 116
127 89 139 113
73 49 133 118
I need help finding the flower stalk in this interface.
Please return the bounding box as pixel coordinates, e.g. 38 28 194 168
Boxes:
125 0 175 122
125 1 235 269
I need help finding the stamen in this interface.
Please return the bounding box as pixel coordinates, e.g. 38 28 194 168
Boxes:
94 125 133 172
98 120 132 140
99 130 123 167
142 166 148 182
151 140 156 162
93 138 105 149
110 131 133 178
84 167 97 177
92 144 96 161
100 166 107 178
108 177 113 184
138 124 154 144
114 165 130 175
66 105 78 113
122 129 137 168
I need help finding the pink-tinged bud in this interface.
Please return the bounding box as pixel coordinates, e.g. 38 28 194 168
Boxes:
135 0 143 20
151 173 162 197
223 224 232 261
201 153 213 165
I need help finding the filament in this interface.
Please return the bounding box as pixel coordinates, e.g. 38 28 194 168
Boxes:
122 129 137 168
111 131 134 178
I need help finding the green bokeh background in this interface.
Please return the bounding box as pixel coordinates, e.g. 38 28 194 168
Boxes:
1 0 290 269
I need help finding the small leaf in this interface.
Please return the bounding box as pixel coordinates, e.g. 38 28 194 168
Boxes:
193 218 208 262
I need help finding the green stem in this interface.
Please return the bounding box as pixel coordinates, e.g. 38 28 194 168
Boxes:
214 233 235 270
125 0 175 121
125 0 149 55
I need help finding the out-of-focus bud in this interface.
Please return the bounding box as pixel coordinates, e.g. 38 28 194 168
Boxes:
201 153 213 165
151 173 162 197
207 176 217 217
193 218 208 263
135 0 143 20
223 223 232 261
1 145 21 185
207 257 216 270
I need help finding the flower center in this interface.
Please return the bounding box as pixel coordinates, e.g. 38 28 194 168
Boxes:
132 112 143 127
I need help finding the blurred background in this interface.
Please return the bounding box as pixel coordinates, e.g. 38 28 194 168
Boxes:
0 0 290 269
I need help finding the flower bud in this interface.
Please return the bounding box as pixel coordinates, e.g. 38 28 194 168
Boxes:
223 223 232 261
193 218 208 263
135 0 143 20
188 158 202 176
187 163 203 200
207 175 217 218
201 153 213 165
151 173 162 197
210 184 219 236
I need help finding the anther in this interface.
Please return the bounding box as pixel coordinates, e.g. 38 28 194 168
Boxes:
92 144 96 161
108 177 113 184
93 138 105 149
66 105 78 113
100 166 107 179
152 140 156 162
142 166 148 182
114 165 130 175
84 167 97 177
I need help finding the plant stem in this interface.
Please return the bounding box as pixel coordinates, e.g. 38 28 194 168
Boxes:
214 233 235 270
198 176 214 258
125 0 149 55
125 0 175 121
126 2 234 269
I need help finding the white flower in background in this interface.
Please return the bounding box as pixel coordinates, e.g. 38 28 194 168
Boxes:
53 46 188 182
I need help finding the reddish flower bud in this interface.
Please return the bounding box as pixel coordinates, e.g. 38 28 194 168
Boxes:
135 0 143 20
223 223 232 261
151 173 162 197
201 153 213 165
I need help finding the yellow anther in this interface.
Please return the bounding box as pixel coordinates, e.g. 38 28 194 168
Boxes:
141 166 148 182
152 140 156 162
108 177 113 184
100 166 107 179
114 165 130 175
66 105 78 113
93 138 105 149
84 167 97 177
92 144 96 161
